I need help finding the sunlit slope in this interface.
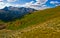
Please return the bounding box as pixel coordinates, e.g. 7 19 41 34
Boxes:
0 17 60 38
6 6 60 30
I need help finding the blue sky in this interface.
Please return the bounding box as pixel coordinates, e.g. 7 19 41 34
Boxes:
0 0 60 10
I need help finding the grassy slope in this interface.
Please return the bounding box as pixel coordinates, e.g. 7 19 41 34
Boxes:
6 6 60 30
0 6 60 38
0 17 60 38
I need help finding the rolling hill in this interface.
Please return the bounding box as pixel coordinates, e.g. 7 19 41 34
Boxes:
0 6 60 38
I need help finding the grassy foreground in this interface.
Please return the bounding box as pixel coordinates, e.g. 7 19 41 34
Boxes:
0 17 60 38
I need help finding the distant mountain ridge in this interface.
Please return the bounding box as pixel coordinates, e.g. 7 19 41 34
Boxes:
2 6 36 12
0 6 36 21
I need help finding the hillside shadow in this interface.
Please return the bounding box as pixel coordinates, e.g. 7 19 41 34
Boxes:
0 16 24 22
0 12 30 23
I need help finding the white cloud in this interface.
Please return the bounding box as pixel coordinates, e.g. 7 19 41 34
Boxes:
20 0 49 10
35 0 48 5
29 5 50 10
50 1 60 4
50 1 60 6
38 5 50 10
5 3 21 7
0 0 3 2
0 2 6 9
0 2 21 9
7 0 17 2
21 0 48 7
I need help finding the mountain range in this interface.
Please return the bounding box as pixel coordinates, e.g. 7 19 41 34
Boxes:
0 6 36 21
